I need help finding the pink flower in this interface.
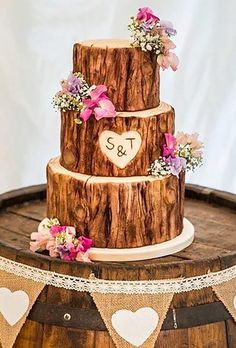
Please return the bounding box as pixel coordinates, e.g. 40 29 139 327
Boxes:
161 36 176 52
62 255 74 261
157 36 179 71
78 236 93 252
176 132 204 157
163 133 177 157
90 84 108 100
30 230 51 252
79 107 93 122
136 7 160 24
157 52 179 71
80 85 116 122
94 99 116 120
50 225 66 237
30 218 93 263
76 251 91 263
63 243 79 261
46 240 59 258
61 81 70 94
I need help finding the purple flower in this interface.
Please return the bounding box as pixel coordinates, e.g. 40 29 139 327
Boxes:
67 73 81 94
57 244 69 254
141 19 156 32
57 243 78 261
159 20 177 36
164 156 186 177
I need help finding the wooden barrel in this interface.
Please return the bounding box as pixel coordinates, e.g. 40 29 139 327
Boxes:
0 184 235 348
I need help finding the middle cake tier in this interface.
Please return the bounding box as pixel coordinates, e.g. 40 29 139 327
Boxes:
60 101 175 176
47 157 185 249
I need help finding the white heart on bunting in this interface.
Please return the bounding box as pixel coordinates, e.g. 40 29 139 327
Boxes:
111 307 159 347
99 130 142 168
0 288 29 326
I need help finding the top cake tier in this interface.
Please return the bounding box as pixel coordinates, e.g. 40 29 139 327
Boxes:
73 39 160 111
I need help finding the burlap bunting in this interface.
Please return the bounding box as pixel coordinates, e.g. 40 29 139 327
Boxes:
92 292 174 348
213 278 236 321
0 270 45 348
0 255 235 348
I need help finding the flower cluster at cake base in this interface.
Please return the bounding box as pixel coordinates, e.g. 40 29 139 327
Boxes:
149 132 203 178
53 72 116 123
128 7 179 71
30 218 93 262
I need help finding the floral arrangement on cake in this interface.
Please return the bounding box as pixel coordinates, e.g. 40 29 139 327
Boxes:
53 72 116 123
128 7 179 71
149 132 204 178
30 218 93 262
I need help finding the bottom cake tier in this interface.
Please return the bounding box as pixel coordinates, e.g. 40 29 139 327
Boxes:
47 157 185 249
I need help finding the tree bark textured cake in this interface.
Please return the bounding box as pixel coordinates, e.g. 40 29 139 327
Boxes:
73 39 160 111
47 158 185 248
60 102 175 176
47 39 187 253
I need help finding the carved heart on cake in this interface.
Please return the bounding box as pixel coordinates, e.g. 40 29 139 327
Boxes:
99 130 142 169
0 288 29 326
111 307 159 346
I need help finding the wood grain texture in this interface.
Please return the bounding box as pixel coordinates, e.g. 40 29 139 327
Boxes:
47 158 185 248
60 102 175 176
73 40 160 111
0 184 235 347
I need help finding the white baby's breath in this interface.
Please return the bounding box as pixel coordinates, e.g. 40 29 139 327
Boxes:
52 72 90 112
148 157 171 178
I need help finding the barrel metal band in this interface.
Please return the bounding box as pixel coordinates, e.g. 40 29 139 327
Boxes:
28 300 231 331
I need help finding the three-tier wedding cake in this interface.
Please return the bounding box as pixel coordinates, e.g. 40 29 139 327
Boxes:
31 7 203 262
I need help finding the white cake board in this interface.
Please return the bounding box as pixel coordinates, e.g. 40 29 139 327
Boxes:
89 218 194 262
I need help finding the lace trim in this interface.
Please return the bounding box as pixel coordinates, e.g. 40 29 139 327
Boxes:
0 256 235 294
